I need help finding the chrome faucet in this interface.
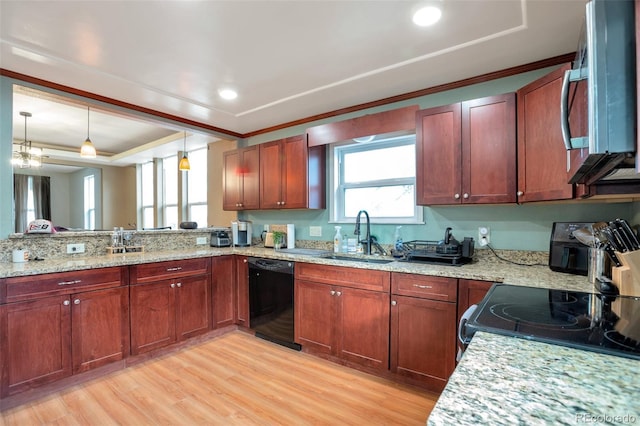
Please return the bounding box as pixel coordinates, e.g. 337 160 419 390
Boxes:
355 210 371 255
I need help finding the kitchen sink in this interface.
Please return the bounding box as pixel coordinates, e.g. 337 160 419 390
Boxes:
320 254 395 264
276 248 332 256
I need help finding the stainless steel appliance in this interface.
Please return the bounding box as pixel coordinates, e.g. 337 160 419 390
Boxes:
210 229 231 247
231 220 252 247
460 284 640 361
549 222 592 275
248 257 300 350
561 0 636 185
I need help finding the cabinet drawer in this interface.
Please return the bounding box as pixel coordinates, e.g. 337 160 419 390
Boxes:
131 257 210 283
296 262 390 292
3 267 125 304
391 273 457 302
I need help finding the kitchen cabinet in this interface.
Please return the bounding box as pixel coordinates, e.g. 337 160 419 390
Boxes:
260 135 325 209
457 279 492 322
295 263 390 370
416 93 516 205
129 258 211 355
390 273 457 391
0 267 128 397
235 255 249 326
517 64 580 202
223 146 260 211
212 255 235 329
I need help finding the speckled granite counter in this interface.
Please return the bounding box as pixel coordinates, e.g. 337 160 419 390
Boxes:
428 332 639 425
0 246 592 292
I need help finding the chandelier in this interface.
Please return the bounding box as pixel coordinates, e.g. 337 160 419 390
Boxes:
12 111 42 168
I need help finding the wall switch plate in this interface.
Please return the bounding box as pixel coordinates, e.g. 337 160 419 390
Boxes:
478 227 490 246
309 226 322 237
67 243 85 254
196 237 207 245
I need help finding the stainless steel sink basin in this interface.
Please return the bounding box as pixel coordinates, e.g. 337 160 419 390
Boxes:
321 254 395 264
276 248 332 256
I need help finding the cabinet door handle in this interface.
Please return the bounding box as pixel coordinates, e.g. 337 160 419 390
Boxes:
243 259 247 263
454 193 460 199
176 282 182 288
171 283 176 288
336 291 342 297
330 290 336 296
63 300 70 306
517 191 524 196
463 193 469 199
166 267 183 272
413 284 433 289
280 201 285 206
74 299 81 305
391 300 397 306
58 279 81 286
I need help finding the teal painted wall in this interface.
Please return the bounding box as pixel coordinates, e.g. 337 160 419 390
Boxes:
242 65 635 252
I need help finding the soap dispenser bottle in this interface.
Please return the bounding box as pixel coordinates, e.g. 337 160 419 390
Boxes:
394 226 403 251
334 226 342 253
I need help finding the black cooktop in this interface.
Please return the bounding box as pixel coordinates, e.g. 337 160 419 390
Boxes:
465 284 640 360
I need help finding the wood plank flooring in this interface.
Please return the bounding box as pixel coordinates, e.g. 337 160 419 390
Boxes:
1 331 439 425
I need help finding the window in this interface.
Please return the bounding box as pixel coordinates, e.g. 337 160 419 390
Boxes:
83 174 95 230
141 162 155 228
330 134 422 224
186 147 208 227
163 155 178 229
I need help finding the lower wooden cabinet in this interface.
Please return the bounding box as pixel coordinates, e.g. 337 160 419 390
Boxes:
295 263 390 371
1 274 129 398
457 279 493 322
390 273 457 391
212 255 236 329
130 274 210 355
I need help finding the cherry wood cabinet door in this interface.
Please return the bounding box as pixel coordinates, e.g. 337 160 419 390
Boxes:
338 286 390 370
416 103 462 205
71 287 129 374
176 274 211 340
130 280 177 355
240 146 260 210
462 93 517 204
457 279 493 323
294 280 336 355
281 135 308 209
223 149 242 210
517 64 575 202
390 295 456 391
235 256 249 326
212 256 235 329
1 295 72 397
223 146 260 211
259 139 284 209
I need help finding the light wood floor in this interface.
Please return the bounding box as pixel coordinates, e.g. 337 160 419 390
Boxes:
1 331 439 425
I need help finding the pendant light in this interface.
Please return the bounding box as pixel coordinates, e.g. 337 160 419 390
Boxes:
80 106 97 158
12 111 42 168
178 131 190 171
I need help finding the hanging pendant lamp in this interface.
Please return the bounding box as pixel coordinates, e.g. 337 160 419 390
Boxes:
80 106 97 158
12 111 42 168
178 131 190 171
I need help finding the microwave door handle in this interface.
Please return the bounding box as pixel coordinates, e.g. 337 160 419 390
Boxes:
560 69 573 150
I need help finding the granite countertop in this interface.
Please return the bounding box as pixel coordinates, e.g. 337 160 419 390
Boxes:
428 332 639 426
0 246 592 292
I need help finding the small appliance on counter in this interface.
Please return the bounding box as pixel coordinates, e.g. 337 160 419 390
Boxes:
210 229 231 247
231 221 252 247
459 283 640 361
400 227 474 266
549 222 592 275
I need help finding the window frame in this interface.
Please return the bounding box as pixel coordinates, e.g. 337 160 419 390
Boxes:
328 134 423 225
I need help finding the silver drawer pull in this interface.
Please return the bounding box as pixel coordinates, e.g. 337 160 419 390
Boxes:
413 284 433 289
63 300 70 306
74 299 81 305
176 282 182 288
166 267 183 272
58 279 82 286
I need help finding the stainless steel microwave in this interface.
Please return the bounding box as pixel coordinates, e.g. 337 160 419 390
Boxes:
560 0 636 185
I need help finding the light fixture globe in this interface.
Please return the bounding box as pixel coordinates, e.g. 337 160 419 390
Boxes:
179 131 190 171
80 106 97 158
413 4 442 27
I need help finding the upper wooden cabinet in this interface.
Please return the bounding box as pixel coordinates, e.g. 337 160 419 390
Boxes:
517 64 578 202
260 135 325 209
223 146 260 211
416 93 517 205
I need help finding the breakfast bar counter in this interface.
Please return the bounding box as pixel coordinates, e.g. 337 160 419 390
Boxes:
428 332 639 425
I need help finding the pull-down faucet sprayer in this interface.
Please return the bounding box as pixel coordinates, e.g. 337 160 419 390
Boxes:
354 210 371 255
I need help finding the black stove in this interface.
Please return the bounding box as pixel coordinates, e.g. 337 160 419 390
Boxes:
463 284 640 360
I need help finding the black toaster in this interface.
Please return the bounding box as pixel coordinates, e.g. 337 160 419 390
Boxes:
210 230 231 247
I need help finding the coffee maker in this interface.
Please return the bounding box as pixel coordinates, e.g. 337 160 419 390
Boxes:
231 221 252 247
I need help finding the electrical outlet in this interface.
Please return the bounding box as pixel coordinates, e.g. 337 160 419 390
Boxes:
309 226 322 237
478 227 490 246
196 237 207 245
67 243 85 254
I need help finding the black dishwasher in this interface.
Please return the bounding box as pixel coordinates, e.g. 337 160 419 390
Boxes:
248 257 300 350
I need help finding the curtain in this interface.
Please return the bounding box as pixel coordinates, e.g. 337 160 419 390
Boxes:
13 174 51 233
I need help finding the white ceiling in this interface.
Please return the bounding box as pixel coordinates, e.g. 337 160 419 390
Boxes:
1 0 587 169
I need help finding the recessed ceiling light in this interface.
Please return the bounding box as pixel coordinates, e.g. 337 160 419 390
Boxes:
413 5 442 27
218 88 238 100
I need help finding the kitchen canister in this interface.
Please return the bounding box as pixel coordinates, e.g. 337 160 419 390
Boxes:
12 249 29 263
